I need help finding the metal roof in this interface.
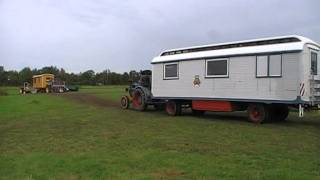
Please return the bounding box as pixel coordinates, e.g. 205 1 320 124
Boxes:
32 74 54 78
152 35 320 64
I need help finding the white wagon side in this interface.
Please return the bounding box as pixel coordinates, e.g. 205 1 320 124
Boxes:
151 35 320 123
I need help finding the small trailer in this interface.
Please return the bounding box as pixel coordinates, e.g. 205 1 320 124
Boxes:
122 35 320 123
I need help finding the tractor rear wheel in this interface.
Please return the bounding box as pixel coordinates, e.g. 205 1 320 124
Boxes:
132 89 147 111
120 96 130 109
247 103 270 123
166 100 181 116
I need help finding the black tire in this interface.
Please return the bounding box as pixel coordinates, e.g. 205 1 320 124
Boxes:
192 109 205 116
132 89 147 111
247 103 270 123
166 100 181 116
269 104 289 122
120 96 130 109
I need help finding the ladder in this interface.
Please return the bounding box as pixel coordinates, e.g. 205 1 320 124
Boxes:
310 75 320 106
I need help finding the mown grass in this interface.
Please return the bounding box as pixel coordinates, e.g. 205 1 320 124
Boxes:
0 86 319 179
80 85 126 102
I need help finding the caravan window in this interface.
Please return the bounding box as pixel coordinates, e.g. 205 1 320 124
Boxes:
256 56 268 77
311 52 318 75
164 63 179 79
256 54 282 77
206 58 229 78
269 55 282 77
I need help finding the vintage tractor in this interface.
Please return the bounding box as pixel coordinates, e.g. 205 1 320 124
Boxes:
19 82 36 94
120 70 165 110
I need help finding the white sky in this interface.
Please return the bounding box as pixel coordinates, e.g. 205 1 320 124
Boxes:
0 0 319 73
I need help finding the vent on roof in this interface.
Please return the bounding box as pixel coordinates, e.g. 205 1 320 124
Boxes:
161 37 301 56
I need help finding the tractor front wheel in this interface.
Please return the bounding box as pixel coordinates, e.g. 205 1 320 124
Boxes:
120 96 130 109
166 100 181 116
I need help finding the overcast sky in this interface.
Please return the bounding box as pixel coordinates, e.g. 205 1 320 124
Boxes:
0 0 319 73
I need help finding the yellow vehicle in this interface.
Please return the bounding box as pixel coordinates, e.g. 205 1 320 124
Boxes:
32 74 54 92
20 74 67 94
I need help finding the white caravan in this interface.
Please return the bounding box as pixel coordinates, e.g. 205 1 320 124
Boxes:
150 35 320 123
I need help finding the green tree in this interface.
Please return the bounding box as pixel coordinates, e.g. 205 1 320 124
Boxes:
80 70 95 85
19 67 33 83
7 71 19 86
0 66 6 85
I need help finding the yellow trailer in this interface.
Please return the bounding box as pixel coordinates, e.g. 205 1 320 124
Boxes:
32 74 54 92
20 73 68 94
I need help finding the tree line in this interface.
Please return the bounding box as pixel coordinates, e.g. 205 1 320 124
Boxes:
0 66 143 86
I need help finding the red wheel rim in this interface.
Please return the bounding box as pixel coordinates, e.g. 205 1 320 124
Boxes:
252 108 260 118
249 106 262 122
166 101 176 115
132 91 142 108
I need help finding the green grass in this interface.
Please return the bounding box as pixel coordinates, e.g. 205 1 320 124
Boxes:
0 86 319 179
80 85 126 102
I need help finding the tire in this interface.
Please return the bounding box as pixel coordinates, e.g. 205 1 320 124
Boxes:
132 89 147 111
192 109 205 116
269 104 289 122
247 103 270 123
166 100 181 116
120 96 130 109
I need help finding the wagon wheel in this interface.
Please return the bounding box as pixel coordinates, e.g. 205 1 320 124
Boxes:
132 89 147 111
120 95 130 109
247 103 269 123
166 100 181 116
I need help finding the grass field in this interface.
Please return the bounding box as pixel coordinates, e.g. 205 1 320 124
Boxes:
0 86 319 179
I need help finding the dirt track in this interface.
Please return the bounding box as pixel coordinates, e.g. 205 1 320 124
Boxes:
53 92 119 108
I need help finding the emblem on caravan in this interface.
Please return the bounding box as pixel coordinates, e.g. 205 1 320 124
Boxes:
193 75 201 87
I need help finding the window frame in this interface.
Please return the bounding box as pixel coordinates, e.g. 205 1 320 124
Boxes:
256 55 269 77
205 58 229 78
163 62 179 80
311 51 318 75
256 54 282 78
